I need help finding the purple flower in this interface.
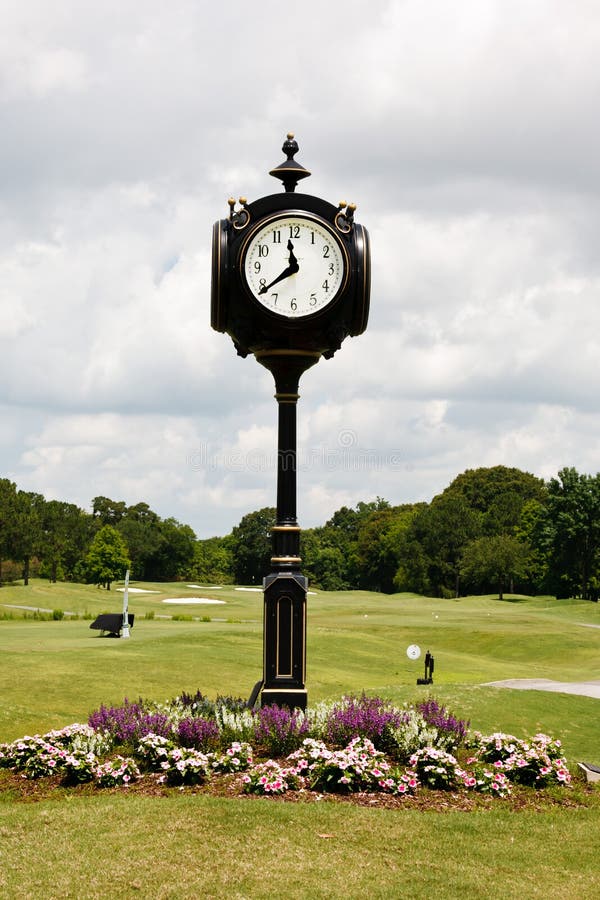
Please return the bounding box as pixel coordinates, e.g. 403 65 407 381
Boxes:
324 695 403 749
177 717 220 752
253 705 310 757
88 699 173 744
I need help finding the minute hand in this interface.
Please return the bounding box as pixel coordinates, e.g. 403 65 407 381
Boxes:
258 259 299 294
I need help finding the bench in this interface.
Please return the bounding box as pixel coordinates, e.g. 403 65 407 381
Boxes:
90 613 135 637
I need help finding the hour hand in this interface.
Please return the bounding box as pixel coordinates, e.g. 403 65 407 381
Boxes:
258 245 300 294
287 239 298 268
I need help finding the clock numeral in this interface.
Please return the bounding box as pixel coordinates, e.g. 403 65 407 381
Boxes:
322 279 330 293
328 263 334 276
258 244 269 257
259 278 266 291
310 231 315 244
272 230 281 243
309 293 317 306
323 245 330 258
271 293 278 304
254 261 261 273
289 225 300 239
290 298 297 311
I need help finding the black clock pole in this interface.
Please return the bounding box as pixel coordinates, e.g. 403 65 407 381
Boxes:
256 350 320 710
210 133 370 712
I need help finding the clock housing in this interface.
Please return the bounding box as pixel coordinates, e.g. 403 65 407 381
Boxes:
212 190 370 359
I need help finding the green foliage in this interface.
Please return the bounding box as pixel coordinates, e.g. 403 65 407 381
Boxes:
460 535 530 599
230 507 275 584
538 467 600 599
2 463 600 599
84 525 131 589
191 535 233 584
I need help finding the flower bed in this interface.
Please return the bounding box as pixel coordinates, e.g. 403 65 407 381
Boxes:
0 693 574 802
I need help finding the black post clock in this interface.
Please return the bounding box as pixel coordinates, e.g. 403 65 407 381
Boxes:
211 134 370 709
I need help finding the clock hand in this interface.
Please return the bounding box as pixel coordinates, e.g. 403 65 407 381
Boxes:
258 242 300 294
287 239 298 268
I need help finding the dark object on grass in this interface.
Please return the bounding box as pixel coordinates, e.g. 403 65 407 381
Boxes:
89 613 135 637
417 650 434 685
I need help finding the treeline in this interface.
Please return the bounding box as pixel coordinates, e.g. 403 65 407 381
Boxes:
0 485 197 587
2 465 600 599
198 466 600 600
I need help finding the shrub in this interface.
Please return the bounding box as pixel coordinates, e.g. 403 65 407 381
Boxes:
61 750 98 785
462 764 511 797
158 746 211 786
88 699 174 744
95 756 140 788
468 731 571 787
385 708 442 763
242 760 300 795
409 747 465 790
211 741 254 773
416 698 469 749
136 733 173 771
214 705 255 745
252 704 310 756
177 717 220 751
323 695 404 750
307 737 394 794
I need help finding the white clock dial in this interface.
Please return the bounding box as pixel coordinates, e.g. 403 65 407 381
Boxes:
242 215 347 318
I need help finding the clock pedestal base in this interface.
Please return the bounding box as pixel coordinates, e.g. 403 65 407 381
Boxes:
255 351 319 711
261 572 307 711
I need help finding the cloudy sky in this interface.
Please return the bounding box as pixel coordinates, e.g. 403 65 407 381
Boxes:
2 0 600 538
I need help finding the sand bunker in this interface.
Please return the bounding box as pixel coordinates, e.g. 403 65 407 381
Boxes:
187 584 222 589
117 588 159 594
162 597 226 605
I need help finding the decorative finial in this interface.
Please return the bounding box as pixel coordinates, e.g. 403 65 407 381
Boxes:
269 133 311 193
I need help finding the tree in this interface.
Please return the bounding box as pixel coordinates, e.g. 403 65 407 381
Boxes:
116 503 163 580
441 466 545 525
538 468 600 600
460 534 530 600
151 518 196 581
85 525 130 590
401 495 482 597
301 527 349 591
40 500 94 583
0 479 19 584
356 504 420 593
231 508 275 584
92 496 127 525
192 536 234 584
14 491 45 585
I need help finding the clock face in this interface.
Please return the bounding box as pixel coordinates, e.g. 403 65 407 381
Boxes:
241 214 348 318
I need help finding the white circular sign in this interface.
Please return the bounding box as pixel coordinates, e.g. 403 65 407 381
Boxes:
406 644 421 661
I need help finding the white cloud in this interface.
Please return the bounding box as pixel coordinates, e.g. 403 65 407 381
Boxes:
2 0 600 537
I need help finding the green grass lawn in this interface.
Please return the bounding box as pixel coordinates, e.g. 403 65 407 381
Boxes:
1 579 599 898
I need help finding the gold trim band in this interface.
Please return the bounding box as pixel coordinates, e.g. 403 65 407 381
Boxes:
271 556 302 564
255 349 322 359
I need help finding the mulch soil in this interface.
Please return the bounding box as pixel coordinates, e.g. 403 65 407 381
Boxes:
1 767 597 813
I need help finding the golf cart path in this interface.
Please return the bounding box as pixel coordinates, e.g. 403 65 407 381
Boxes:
485 678 600 699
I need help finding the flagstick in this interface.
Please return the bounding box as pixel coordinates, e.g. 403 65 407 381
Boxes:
122 569 130 639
